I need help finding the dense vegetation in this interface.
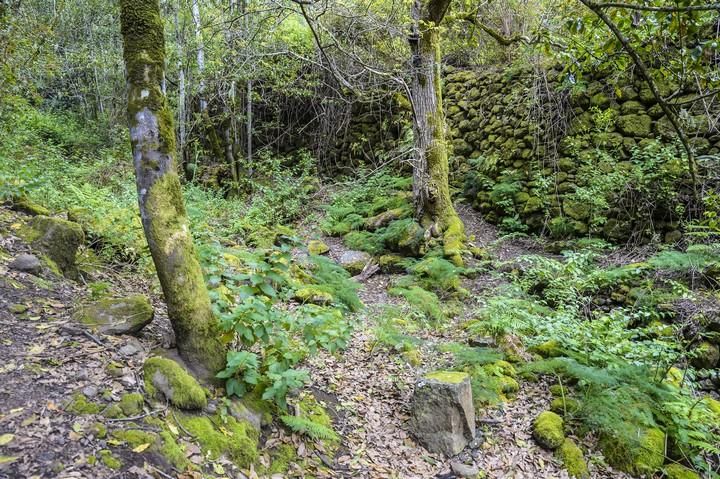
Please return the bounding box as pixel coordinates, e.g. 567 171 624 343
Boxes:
1 0 719 477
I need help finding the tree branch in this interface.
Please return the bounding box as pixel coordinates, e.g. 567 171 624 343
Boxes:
591 2 720 12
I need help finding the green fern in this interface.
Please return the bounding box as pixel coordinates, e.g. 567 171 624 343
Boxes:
280 415 339 442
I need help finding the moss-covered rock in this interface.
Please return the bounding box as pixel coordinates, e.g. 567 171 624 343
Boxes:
177 412 258 466
65 393 102 415
664 464 700 479
77 295 154 336
364 208 407 231
10 197 50 216
617 114 652 137
533 411 564 450
338 250 371 275
21 215 84 279
378 254 406 273
294 286 333 305
143 357 207 410
111 429 157 448
600 427 665 475
118 392 144 416
307 240 329 255
558 438 589 478
530 340 563 358
690 341 719 369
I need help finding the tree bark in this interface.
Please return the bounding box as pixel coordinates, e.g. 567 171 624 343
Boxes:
409 0 464 265
119 0 226 380
191 0 207 113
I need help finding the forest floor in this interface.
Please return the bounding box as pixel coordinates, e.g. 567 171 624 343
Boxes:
0 202 633 478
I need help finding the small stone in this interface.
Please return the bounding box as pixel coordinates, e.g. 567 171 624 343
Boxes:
77 295 153 336
8 253 42 274
468 336 495 348
450 460 480 478
410 371 475 457
82 386 99 398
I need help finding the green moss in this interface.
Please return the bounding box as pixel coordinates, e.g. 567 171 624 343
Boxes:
117 393 144 416
550 397 581 415
11 197 50 216
99 450 122 470
266 444 298 475
425 371 469 384
91 422 107 439
531 340 563 358
442 214 465 267
158 431 190 470
382 219 425 257
22 215 84 279
177 412 258 467
600 427 665 475
112 428 157 448
296 393 340 449
549 384 568 397
294 286 333 305
533 411 565 450
498 375 519 395
102 405 124 419
664 463 700 479
378 254 406 273
558 439 589 478
143 356 207 409
308 240 329 255
65 393 102 415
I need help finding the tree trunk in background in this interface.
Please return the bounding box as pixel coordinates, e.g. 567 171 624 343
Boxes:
191 0 207 113
119 0 226 380
409 0 464 265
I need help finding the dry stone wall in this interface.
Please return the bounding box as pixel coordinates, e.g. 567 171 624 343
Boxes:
443 65 720 241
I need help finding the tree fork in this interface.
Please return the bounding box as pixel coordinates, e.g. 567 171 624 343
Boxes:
119 0 226 379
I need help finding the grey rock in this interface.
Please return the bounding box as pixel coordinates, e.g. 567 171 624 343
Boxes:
450 460 480 478
25 215 84 279
338 250 371 275
229 398 265 430
9 253 42 274
76 295 153 336
82 385 99 398
410 371 475 457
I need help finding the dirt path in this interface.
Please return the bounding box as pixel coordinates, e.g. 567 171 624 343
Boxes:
301 204 630 478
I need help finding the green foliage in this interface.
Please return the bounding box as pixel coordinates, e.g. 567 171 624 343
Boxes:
279 415 339 442
388 286 446 324
207 244 357 410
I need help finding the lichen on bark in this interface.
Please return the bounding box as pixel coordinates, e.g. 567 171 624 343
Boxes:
119 0 225 379
410 1 465 265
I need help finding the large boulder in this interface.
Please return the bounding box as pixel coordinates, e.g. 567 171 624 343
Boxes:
338 250 371 275
600 426 665 475
410 371 475 457
77 295 154 335
22 215 84 279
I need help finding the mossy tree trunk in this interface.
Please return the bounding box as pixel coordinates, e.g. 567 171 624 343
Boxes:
119 0 225 379
409 0 464 265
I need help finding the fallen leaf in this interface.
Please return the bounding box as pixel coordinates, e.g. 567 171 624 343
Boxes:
133 443 151 453
0 434 14 446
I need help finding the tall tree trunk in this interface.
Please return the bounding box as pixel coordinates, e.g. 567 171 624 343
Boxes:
409 0 464 265
119 0 225 380
191 0 207 113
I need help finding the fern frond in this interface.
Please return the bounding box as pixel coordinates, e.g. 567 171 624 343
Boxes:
280 415 339 442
